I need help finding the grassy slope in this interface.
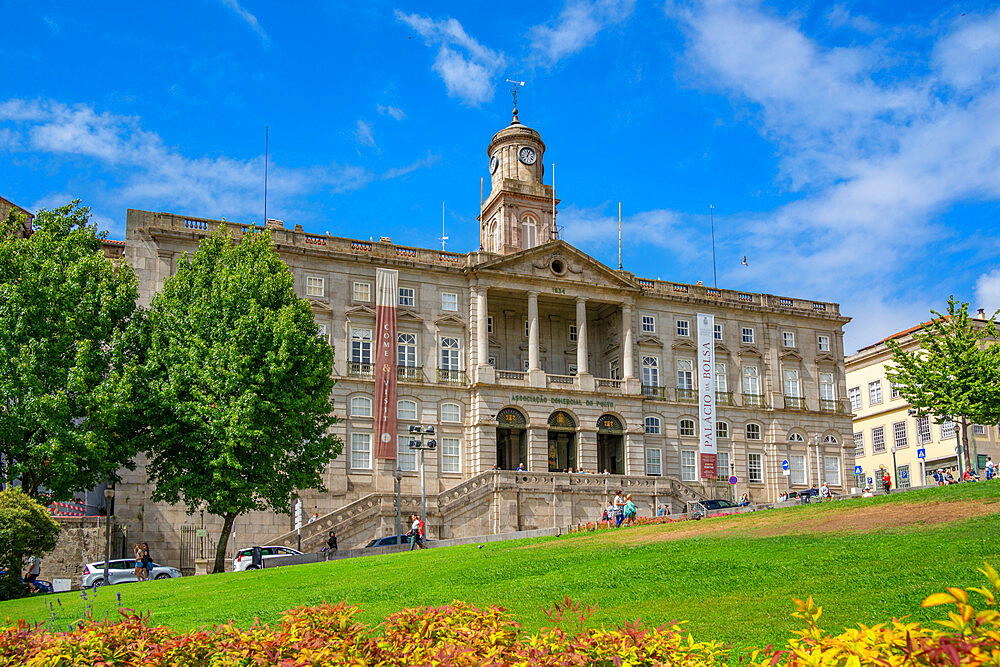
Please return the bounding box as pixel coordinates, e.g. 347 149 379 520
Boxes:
3 484 999 651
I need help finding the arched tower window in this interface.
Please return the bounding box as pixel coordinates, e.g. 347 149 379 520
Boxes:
521 215 537 250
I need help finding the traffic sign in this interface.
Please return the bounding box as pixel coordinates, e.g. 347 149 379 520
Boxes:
917 448 926 459
782 468 790 476
854 465 863 475
901 469 909 479
781 459 790 471
728 476 738 485
867 477 873 485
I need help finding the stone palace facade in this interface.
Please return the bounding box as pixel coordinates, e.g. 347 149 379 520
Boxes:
116 113 854 564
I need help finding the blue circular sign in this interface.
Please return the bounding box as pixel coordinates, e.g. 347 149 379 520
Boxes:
781 459 790 470
729 476 738 485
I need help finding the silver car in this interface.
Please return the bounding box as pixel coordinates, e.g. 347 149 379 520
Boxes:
81 558 182 588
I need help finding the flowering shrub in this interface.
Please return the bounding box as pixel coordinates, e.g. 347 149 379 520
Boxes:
2 562 998 665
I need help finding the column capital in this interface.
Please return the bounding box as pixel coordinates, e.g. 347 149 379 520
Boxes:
575 295 587 305
527 290 540 299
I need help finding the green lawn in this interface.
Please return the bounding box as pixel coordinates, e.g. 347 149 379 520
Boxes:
4 483 1000 651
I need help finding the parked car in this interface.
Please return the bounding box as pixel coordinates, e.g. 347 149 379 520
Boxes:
81 559 182 588
688 499 738 513
365 535 411 548
232 546 303 571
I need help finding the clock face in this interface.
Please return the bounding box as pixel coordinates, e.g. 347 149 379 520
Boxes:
518 146 537 165
489 155 499 174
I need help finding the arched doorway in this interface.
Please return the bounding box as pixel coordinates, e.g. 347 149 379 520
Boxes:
597 414 625 474
547 411 577 471
496 408 527 470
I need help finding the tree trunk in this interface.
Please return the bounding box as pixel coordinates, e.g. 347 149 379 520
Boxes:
960 419 975 473
212 512 237 574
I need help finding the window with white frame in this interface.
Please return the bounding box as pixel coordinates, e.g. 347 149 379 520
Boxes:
317 324 329 344
351 328 372 363
789 455 806 485
941 420 955 439
350 432 372 470
890 382 901 399
521 216 537 249
353 281 371 302
715 363 728 393
397 435 416 471
524 319 530 338
917 416 930 444
440 402 461 423
487 316 494 334
644 416 661 434
523 359 530 372
717 421 729 439
677 358 693 390
306 276 325 297
783 369 801 398
872 426 886 453
788 432 804 442
896 463 910 489
397 333 417 367
350 396 372 417
823 435 838 444
824 455 841 486
440 336 460 370
676 319 690 336
848 386 861 411
973 424 986 436
441 292 458 312
641 315 656 333
819 372 835 401
869 380 882 405
817 335 831 352
608 359 620 380
441 437 461 473
742 365 760 395
748 453 763 483
568 324 577 342
568 363 578 375
853 432 864 457
892 421 908 449
782 331 795 347
717 451 731 477
681 450 697 481
714 323 723 340
741 326 755 344
645 448 662 476
398 287 415 307
746 423 762 440
642 356 659 387
679 418 696 437
397 399 417 421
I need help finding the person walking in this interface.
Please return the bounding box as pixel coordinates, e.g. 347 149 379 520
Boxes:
407 514 425 550
133 544 146 582
623 494 637 526
142 543 153 581
612 490 625 528
24 555 41 593
986 457 995 481
882 470 892 494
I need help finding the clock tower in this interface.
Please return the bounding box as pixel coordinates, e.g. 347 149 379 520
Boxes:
480 107 557 255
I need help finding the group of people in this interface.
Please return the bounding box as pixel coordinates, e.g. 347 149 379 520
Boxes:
495 464 615 475
776 483 834 503
132 543 153 581
601 490 637 527
406 514 426 550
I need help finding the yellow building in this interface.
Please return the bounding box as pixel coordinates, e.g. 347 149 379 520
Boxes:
846 316 1000 488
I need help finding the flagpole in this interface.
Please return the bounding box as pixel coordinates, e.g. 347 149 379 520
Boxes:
263 126 269 225
710 204 717 288
618 202 622 270
551 163 557 240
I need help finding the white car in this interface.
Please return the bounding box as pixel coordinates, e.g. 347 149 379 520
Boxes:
81 559 182 588
232 546 303 571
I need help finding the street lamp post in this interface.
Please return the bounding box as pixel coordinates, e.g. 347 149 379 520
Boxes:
102 484 115 586
407 425 437 532
394 469 402 545
891 446 899 492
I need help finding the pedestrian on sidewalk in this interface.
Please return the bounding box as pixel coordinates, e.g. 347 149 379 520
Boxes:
623 494 636 526
407 514 425 550
612 490 625 527
882 470 892 494
142 543 153 580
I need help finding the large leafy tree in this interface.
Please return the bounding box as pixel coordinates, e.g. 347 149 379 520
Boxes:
134 227 340 573
0 489 60 600
0 202 138 499
886 297 1000 472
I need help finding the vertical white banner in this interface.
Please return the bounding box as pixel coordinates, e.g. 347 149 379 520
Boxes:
697 313 717 479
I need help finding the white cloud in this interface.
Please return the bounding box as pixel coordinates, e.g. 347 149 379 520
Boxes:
933 9 1000 91
395 10 505 106
824 4 878 34
377 104 406 121
529 0 636 64
975 269 1000 316
218 0 269 44
355 119 376 148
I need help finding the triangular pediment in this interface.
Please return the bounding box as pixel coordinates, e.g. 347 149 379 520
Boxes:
345 304 375 319
715 343 731 355
637 334 662 346
398 309 424 323
309 299 333 313
738 345 762 357
815 352 836 364
434 313 467 328
779 349 803 361
474 240 641 292
672 339 697 351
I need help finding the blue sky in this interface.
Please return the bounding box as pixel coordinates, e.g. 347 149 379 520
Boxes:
3 0 1000 353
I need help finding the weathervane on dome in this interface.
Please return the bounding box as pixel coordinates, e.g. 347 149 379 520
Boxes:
506 78 525 122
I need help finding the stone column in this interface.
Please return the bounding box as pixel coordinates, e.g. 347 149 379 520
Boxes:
575 297 588 374
622 304 634 378
528 291 540 370
474 287 495 384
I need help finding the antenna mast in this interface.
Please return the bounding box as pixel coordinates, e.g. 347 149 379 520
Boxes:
263 126 269 225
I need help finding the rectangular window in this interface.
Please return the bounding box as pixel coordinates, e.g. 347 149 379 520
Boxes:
440 403 461 423
608 359 620 380
853 432 864 457
441 437 461 473
789 455 806 485
896 463 910 489
487 316 494 334
317 324 329 345
441 292 458 312
714 323 723 341
715 362 728 392
681 450 697 481
941 420 955 439
819 372 835 401
741 327 755 344
568 324 577 342
892 421 908 449
848 386 861 411
523 359 530 372
645 448 662 476
872 426 886 453
742 365 760 395
524 319 530 338
817 335 831 352
748 453 763 483
890 382 901 399
397 400 417 421
353 281 370 302
869 380 882 405
396 435 416 472
398 287 415 307
642 356 659 387
917 416 931 444
824 456 841 486
487 356 496 367
397 333 417 367
350 396 372 417
306 276 325 297
783 369 801 398
440 337 460 371
716 451 730 478
641 315 656 333
568 363 578 375
351 328 372 364
350 432 372 470
676 358 693 390
973 424 986 436
676 319 690 336
782 331 795 347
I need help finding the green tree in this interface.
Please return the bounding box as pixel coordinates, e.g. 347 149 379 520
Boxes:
886 297 1000 473
134 227 340 573
0 201 139 499
0 489 61 600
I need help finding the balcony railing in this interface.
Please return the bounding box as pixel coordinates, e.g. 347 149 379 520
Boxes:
547 374 575 385
347 361 373 379
437 369 467 385
742 393 765 407
397 366 423 382
784 396 807 410
642 385 666 400
676 388 697 403
496 370 525 382
596 378 622 390
716 391 734 406
820 398 844 413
